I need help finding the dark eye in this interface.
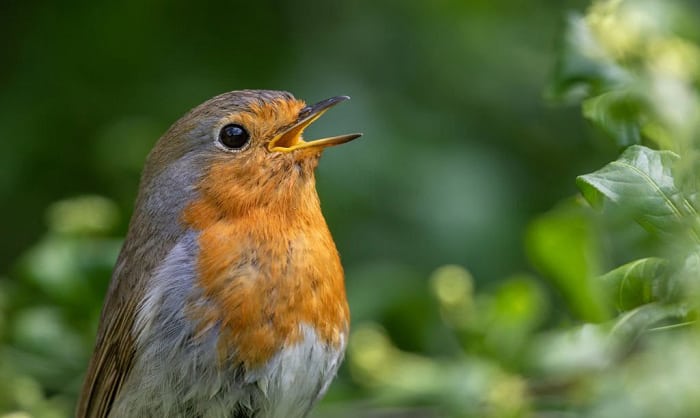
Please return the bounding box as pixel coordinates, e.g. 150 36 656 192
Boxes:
219 124 250 150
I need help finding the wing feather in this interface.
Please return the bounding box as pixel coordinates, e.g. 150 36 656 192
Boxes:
76 224 172 418
76 256 142 418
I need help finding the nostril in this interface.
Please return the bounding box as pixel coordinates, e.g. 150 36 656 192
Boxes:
297 106 312 119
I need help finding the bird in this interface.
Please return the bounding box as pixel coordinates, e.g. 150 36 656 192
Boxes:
76 90 362 418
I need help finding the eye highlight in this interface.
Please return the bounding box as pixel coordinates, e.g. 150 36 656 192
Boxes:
219 124 250 150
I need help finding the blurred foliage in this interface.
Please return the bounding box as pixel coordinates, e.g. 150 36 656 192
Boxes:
3 0 700 417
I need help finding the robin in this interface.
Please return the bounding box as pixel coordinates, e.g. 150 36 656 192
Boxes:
76 90 362 418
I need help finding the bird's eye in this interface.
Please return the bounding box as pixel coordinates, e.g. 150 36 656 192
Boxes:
219 124 250 150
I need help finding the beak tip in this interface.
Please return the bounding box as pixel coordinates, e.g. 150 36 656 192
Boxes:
329 95 351 106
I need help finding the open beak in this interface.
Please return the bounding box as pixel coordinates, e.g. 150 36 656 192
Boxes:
268 96 362 153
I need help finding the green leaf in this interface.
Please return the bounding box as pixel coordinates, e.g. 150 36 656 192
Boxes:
526 199 609 322
582 91 644 147
599 258 668 311
610 303 690 342
577 145 696 238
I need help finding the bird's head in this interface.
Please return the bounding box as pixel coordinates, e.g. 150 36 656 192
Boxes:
136 90 361 224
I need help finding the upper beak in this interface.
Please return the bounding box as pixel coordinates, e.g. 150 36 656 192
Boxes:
267 96 362 153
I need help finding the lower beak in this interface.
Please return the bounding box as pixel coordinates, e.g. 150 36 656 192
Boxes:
267 96 362 153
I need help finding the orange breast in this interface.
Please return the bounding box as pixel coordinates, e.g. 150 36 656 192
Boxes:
182 194 349 369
